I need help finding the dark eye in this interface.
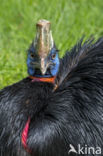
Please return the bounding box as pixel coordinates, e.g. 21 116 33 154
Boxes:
30 53 35 58
52 53 56 60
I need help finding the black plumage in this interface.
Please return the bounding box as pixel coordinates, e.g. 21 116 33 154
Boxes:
0 38 103 156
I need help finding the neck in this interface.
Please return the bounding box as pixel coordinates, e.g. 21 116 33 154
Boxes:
29 75 56 84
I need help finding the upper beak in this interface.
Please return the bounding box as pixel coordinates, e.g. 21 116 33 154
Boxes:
40 58 48 75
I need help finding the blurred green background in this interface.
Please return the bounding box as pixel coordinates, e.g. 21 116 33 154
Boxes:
0 0 103 89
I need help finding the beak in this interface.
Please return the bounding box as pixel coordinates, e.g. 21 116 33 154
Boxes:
40 58 48 75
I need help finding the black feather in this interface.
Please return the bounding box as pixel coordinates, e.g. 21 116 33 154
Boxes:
0 38 103 156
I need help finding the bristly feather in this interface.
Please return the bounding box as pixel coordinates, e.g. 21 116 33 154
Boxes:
56 37 103 88
0 38 103 156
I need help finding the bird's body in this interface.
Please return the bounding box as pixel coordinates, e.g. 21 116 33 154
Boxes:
0 37 103 156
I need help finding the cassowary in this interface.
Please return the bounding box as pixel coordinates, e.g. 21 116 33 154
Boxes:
0 19 103 156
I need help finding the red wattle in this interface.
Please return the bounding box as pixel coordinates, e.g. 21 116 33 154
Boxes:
21 117 31 153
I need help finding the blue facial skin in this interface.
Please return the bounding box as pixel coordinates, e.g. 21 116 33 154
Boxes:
49 48 60 76
27 46 60 77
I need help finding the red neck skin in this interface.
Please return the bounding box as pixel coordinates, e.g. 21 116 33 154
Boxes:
29 76 56 84
21 117 31 153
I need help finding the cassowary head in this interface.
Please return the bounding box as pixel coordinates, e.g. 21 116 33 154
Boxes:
27 19 60 78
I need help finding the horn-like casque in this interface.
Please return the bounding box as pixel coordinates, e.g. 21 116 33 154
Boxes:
33 19 54 58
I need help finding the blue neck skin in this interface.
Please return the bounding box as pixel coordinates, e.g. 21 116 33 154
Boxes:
27 47 60 78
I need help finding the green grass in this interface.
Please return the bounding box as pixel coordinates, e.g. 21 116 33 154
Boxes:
0 0 103 89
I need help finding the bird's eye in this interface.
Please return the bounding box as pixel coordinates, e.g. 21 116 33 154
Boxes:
30 53 35 58
52 53 56 60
